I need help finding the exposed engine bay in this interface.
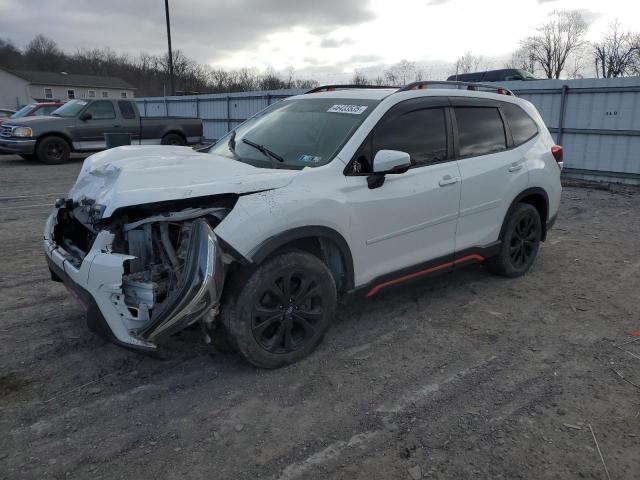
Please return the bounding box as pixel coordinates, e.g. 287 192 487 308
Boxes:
51 196 237 348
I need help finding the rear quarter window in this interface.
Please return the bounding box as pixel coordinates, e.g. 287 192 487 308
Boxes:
501 103 539 146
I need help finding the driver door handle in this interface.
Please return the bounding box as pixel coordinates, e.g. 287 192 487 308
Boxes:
439 175 460 187
508 163 523 172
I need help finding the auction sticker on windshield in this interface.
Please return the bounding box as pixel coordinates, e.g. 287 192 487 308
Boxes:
327 104 368 115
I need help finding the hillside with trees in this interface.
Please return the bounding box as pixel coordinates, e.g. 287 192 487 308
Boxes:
1 11 638 97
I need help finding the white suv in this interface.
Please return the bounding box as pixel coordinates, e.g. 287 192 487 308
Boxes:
44 82 562 368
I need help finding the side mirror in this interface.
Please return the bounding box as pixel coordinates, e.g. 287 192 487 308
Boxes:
368 150 411 189
79 112 92 121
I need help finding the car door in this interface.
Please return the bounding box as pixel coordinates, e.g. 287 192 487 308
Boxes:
116 100 141 144
74 100 120 150
451 98 529 253
342 97 461 288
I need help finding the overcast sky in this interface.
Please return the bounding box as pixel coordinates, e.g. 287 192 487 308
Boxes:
1 0 638 81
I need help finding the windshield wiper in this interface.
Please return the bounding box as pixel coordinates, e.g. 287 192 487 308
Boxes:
242 138 285 167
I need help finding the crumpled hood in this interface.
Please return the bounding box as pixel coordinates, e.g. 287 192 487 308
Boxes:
69 145 299 218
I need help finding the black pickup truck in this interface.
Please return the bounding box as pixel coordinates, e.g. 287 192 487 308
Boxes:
0 99 203 164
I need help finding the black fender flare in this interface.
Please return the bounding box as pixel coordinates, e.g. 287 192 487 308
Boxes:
249 226 355 291
499 187 550 241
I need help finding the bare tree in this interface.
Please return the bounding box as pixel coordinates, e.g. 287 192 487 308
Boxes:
0 38 22 69
505 46 537 74
383 59 419 85
520 10 588 79
593 21 638 78
351 71 369 85
24 34 65 71
454 52 490 76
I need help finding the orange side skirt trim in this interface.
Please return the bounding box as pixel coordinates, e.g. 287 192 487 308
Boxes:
366 254 485 297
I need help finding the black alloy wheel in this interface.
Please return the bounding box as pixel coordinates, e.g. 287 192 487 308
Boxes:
509 214 538 268
488 203 542 277
251 271 324 354
221 250 337 368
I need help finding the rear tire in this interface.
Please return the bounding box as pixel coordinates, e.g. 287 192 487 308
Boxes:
488 203 542 278
36 136 70 165
221 250 337 368
161 133 186 146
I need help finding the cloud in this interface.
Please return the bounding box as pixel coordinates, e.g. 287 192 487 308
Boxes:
346 54 383 64
427 0 451 5
320 38 355 48
0 0 376 64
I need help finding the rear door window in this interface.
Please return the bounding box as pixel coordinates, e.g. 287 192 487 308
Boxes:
118 101 136 119
373 108 448 167
501 103 538 146
454 107 506 158
85 101 116 120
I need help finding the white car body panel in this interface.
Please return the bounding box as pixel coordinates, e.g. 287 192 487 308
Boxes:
341 162 461 286
214 162 353 259
454 147 529 252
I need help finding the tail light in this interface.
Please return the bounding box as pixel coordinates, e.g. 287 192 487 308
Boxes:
551 145 563 170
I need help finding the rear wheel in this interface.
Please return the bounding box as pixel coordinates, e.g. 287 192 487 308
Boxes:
488 203 542 277
161 133 186 146
36 136 70 165
221 250 337 368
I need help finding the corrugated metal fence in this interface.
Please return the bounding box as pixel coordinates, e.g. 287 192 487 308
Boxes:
135 89 304 141
499 77 640 185
136 77 640 184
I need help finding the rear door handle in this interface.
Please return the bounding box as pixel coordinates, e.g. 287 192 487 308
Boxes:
113 124 121 128
439 175 460 187
508 163 523 172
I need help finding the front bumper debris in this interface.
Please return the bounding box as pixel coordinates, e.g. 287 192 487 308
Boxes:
138 219 225 341
43 210 225 352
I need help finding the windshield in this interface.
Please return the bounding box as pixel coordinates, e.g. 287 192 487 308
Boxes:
11 105 34 118
208 97 380 169
51 100 89 118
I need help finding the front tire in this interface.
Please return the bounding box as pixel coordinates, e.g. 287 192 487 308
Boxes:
36 136 70 165
488 203 542 278
222 250 337 368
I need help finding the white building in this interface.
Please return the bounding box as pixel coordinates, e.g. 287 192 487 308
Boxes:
0 68 136 109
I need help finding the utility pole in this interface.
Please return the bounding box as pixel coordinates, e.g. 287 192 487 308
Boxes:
164 0 175 96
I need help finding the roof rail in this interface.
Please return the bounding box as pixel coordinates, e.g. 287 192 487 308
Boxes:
399 81 515 96
306 84 397 94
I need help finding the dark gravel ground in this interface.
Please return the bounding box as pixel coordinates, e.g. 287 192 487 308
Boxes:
1 153 639 480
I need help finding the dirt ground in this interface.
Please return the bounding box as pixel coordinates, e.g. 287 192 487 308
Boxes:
1 153 639 480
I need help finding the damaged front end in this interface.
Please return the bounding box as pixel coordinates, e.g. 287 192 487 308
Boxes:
44 197 234 353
